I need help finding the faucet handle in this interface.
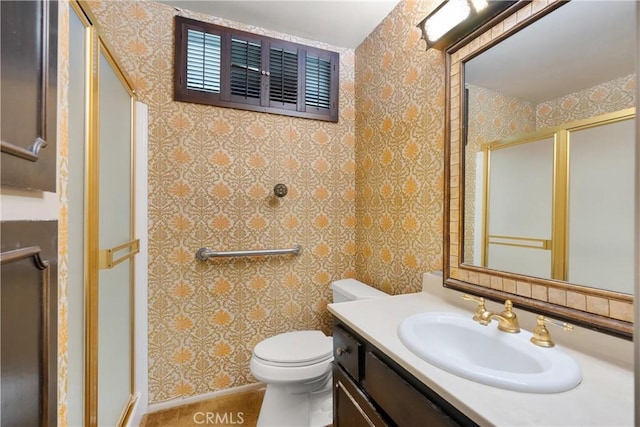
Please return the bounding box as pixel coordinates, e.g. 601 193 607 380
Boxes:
461 294 487 321
530 315 573 348
501 300 516 317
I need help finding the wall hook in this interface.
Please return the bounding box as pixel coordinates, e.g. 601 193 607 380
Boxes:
273 183 288 198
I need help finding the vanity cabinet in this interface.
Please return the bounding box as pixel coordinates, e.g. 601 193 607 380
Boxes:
332 322 477 427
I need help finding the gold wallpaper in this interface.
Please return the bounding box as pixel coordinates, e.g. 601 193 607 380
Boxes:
354 0 446 294
58 1 70 424
536 74 636 128
86 0 357 403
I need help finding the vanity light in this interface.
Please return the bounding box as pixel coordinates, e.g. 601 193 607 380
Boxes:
469 0 488 12
423 0 471 44
418 0 516 50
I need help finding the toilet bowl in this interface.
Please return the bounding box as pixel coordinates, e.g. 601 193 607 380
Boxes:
250 331 334 427
250 279 388 427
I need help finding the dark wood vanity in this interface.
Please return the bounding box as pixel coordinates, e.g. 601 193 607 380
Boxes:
332 320 477 427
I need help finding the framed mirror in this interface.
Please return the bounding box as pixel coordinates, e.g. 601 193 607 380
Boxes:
444 0 636 338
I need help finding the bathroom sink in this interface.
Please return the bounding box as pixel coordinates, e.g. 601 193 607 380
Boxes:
398 312 582 393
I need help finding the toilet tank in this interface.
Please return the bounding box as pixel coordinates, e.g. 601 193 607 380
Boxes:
331 279 388 303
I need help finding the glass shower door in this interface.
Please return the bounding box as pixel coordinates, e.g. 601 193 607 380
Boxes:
87 37 139 427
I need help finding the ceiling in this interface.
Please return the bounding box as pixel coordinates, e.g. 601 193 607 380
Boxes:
465 0 636 103
158 0 403 48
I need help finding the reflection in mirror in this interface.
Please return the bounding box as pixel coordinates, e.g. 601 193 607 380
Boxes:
481 133 555 279
462 0 636 296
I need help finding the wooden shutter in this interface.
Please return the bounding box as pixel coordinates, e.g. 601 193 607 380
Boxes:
230 37 262 104
305 54 332 110
174 17 339 122
269 45 298 110
186 29 221 93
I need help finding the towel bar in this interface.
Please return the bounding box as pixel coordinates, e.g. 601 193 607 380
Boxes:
196 244 302 260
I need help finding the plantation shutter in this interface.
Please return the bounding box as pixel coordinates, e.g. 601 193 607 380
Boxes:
230 38 262 100
305 54 332 110
175 17 339 122
269 46 298 107
185 29 221 93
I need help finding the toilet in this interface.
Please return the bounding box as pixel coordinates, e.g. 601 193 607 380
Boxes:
250 279 389 427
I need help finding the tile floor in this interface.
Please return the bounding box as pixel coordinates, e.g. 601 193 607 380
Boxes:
141 387 265 427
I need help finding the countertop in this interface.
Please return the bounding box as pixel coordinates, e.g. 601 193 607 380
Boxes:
327 289 633 427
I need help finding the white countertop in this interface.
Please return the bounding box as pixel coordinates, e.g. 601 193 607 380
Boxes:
328 290 633 427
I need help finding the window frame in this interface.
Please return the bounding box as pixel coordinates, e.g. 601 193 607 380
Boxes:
174 16 339 122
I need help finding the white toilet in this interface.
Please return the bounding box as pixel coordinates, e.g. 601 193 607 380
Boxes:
250 279 388 427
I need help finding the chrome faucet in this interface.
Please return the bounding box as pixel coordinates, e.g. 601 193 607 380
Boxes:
462 295 520 333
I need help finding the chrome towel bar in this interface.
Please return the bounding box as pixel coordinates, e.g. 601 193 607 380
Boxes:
196 244 302 261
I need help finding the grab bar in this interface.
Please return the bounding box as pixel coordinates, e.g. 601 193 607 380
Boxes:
196 244 302 261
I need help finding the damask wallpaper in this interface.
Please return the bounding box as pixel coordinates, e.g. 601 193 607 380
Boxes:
536 74 635 128
354 0 446 294
58 1 70 423
86 0 357 403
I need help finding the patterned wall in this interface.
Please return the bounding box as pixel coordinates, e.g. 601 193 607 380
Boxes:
86 0 356 403
58 1 70 424
537 74 636 128
354 0 446 294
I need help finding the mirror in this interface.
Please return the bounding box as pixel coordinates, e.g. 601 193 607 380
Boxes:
445 0 636 338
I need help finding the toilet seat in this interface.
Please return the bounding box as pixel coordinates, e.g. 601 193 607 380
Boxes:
253 331 333 367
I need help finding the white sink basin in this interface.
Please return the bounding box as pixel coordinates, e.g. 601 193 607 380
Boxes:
398 312 582 393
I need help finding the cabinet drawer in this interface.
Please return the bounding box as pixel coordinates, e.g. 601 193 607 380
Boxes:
364 351 457 427
333 325 361 381
334 364 388 427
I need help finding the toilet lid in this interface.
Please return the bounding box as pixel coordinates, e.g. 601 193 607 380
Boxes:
253 330 333 365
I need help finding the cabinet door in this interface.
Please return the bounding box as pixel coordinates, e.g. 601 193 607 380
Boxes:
333 365 388 427
333 326 362 381
0 0 57 191
364 352 457 427
0 221 58 427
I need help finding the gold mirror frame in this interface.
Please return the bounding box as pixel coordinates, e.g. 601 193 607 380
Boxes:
444 0 633 339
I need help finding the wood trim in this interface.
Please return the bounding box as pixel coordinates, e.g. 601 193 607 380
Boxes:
0 138 43 162
446 278 632 338
0 245 49 267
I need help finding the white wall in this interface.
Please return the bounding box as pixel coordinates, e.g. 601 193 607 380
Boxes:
0 188 59 220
